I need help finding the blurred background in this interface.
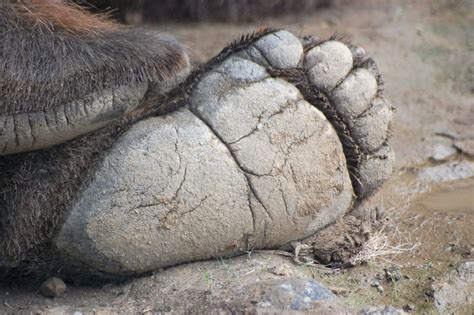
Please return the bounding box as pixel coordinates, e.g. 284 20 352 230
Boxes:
79 0 334 23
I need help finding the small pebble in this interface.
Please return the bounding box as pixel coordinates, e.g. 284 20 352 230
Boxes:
424 262 433 269
39 277 67 298
268 264 294 277
403 304 415 312
329 286 350 296
416 26 423 36
384 265 402 282
361 305 406 315
371 280 384 293
430 143 456 161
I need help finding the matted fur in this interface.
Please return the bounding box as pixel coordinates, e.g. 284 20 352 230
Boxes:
0 0 189 116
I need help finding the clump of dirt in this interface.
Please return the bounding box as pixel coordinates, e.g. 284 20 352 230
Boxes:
300 216 375 266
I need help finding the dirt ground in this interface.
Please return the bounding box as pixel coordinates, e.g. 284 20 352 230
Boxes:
1 0 473 314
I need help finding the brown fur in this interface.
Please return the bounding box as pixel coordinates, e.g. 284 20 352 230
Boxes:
0 1 189 117
13 0 117 33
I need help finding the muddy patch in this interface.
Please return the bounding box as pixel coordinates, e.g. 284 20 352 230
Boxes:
395 173 474 265
413 178 474 215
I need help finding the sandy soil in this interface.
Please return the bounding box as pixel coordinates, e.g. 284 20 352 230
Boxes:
1 0 473 313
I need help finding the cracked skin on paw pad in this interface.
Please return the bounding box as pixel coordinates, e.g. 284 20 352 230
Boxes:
54 30 394 276
0 30 394 278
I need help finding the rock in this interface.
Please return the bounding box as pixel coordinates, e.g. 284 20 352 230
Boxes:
329 286 350 296
454 139 474 157
268 264 295 277
418 160 474 184
432 261 474 314
384 265 402 282
402 304 414 312
360 306 407 315
371 280 384 293
430 143 457 161
2 250 352 313
39 277 66 298
107 253 350 313
254 279 337 311
457 261 474 282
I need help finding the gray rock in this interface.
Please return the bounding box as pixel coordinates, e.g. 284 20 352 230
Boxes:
430 143 457 161
432 261 474 314
418 160 474 184
457 260 474 282
256 279 337 310
360 306 406 315
455 138 474 157
384 265 402 282
39 277 67 298
402 304 415 312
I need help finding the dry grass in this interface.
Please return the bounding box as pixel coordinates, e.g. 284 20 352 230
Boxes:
350 202 420 266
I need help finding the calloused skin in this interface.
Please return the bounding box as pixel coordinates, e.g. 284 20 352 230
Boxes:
0 4 394 279
4 30 394 277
